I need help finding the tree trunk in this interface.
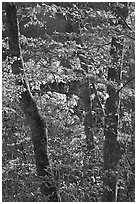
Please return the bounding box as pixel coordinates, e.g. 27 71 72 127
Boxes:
81 81 95 150
5 3 60 201
77 43 95 150
102 3 128 202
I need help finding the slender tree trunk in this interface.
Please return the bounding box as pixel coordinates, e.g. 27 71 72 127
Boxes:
81 81 95 150
77 43 95 150
102 3 128 202
5 3 60 201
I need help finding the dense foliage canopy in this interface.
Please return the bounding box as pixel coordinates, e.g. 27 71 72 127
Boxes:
2 2 135 202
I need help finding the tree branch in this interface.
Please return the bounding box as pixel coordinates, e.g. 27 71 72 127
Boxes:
118 77 135 93
107 4 133 31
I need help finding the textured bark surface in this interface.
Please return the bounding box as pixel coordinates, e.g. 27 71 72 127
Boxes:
20 91 59 201
102 3 128 202
81 81 95 150
5 3 59 201
20 91 50 176
5 3 23 74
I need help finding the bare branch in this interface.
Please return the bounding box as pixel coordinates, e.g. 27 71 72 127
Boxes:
118 77 135 93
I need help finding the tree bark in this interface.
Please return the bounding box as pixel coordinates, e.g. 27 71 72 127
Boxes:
80 80 95 150
102 3 128 202
5 3 59 201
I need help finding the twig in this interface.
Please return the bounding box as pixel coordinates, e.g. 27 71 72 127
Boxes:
118 77 135 93
107 4 133 31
